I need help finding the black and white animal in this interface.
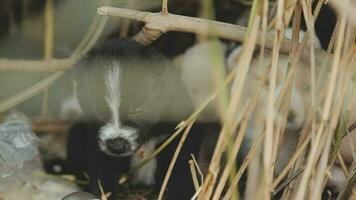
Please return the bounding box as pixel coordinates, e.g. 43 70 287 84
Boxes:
66 120 219 200
63 38 215 200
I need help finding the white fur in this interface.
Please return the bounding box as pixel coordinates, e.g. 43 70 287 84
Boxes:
130 138 158 186
284 28 321 48
130 135 167 186
326 166 347 192
105 65 121 127
59 81 83 120
99 65 139 155
180 40 226 121
99 124 138 155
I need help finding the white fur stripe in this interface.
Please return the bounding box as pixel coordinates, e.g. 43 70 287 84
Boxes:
105 64 121 128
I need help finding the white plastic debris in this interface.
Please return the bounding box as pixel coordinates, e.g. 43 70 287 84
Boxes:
0 111 38 178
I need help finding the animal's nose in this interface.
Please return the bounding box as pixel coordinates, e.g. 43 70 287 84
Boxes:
105 137 131 156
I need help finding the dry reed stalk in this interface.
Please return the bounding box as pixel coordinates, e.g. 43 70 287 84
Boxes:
294 4 348 199
44 0 54 60
211 101 254 200
189 160 200 192
189 153 204 193
157 120 195 200
269 3 302 185
263 0 284 197
41 0 55 118
301 0 317 129
313 47 356 197
213 40 273 199
258 0 268 63
272 134 311 189
197 11 261 200
223 128 265 200
337 153 349 176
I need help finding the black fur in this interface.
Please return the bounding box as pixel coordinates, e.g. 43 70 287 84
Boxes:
66 121 130 198
65 121 220 200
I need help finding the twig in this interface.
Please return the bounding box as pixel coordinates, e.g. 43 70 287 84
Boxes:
272 134 311 189
0 72 64 113
157 120 195 200
161 0 168 14
294 4 348 199
189 160 200 192
44 0 54 59
223 129 265 200
97 6 326 63
0 58 75 71
191 154 204 185
348 121 356 132
42 0 54 118
272 168 304 196
98 180 111 200
31 119 74 134
198 10 261 200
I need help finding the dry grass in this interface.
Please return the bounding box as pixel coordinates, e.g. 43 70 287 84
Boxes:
1 0 356 199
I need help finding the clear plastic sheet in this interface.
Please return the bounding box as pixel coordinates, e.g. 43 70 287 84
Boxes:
0 111 38 178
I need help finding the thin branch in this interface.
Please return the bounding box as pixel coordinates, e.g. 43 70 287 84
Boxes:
189 160 200 191
157 119 195 200
161 0 168 14
97 6 326 64
0 72 65 113
31 119 74 134
0 58 75 72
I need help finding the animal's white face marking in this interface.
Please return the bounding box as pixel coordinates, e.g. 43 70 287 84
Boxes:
98 123 139 156
98 64 139 156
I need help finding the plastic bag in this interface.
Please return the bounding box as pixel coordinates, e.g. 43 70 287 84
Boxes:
0 111 38 178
